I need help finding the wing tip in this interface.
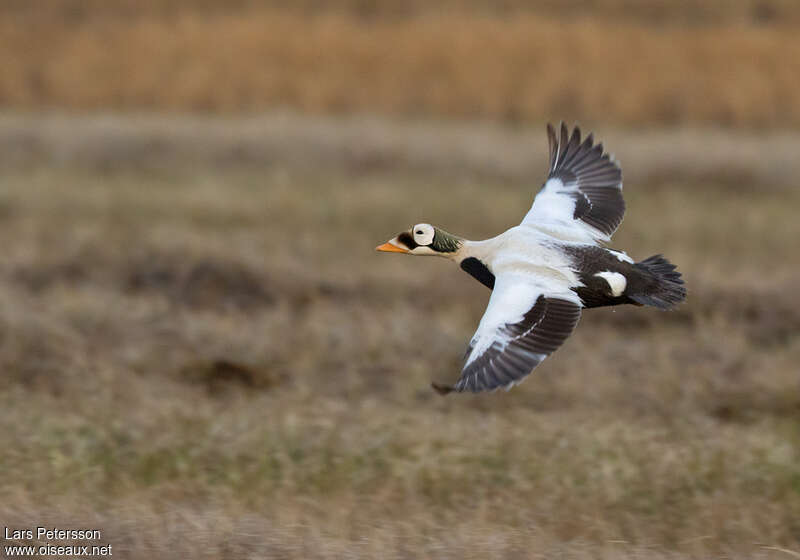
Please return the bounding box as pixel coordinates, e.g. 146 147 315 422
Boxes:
546 121 582 136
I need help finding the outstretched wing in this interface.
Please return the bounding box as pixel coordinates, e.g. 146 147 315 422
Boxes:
433 275 581 394
522 123 624 242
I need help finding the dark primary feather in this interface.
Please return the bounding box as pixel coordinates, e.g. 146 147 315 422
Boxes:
546 123 625 238
434 296 581 394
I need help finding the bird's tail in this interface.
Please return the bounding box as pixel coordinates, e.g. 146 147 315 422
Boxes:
629 254 686 310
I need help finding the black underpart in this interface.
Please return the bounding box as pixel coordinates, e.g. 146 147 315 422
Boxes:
572 281 633 309
562 245 685 310
460 257 495 290
562 245 637 308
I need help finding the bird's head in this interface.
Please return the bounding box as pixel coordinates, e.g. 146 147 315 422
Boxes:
376 223 462 257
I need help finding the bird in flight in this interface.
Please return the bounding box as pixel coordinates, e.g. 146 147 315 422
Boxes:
376 123 686 394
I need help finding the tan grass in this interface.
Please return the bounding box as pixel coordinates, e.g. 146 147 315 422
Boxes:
4 0 800 24
1 7 800 126
0 117 799 557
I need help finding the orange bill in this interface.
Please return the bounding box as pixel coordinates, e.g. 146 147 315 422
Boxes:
375 242 409 253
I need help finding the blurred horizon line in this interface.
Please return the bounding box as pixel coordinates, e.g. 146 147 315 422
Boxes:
2 111 798 189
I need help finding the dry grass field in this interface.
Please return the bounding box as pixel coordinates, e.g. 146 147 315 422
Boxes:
2 0 800 126
2 1 799 557
1 114 799 558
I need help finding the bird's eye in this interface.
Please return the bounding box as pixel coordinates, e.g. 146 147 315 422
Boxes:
416 230 423 235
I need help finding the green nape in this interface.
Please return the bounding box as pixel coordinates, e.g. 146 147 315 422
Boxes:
431 228 462 253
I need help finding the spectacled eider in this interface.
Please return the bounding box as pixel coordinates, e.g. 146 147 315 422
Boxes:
377 123 686 394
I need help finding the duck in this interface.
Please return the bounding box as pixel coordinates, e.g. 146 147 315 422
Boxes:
376 123 686 395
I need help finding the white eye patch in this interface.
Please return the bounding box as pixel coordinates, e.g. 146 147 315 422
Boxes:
412 224 435 245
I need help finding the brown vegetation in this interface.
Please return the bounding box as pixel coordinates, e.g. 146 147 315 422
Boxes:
0 116 798 558
2 2 800 126
5 0 800 24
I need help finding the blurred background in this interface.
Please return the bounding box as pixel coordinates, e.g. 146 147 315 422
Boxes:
1 2 799 558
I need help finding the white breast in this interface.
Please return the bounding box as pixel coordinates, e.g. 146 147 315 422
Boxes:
465 227 580 288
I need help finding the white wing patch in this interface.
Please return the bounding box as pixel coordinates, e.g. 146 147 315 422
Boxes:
608 250 634 264
521 178 578 231
522 124 625 243
438 274 582 394
594 271 627 297
464 279 541 367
